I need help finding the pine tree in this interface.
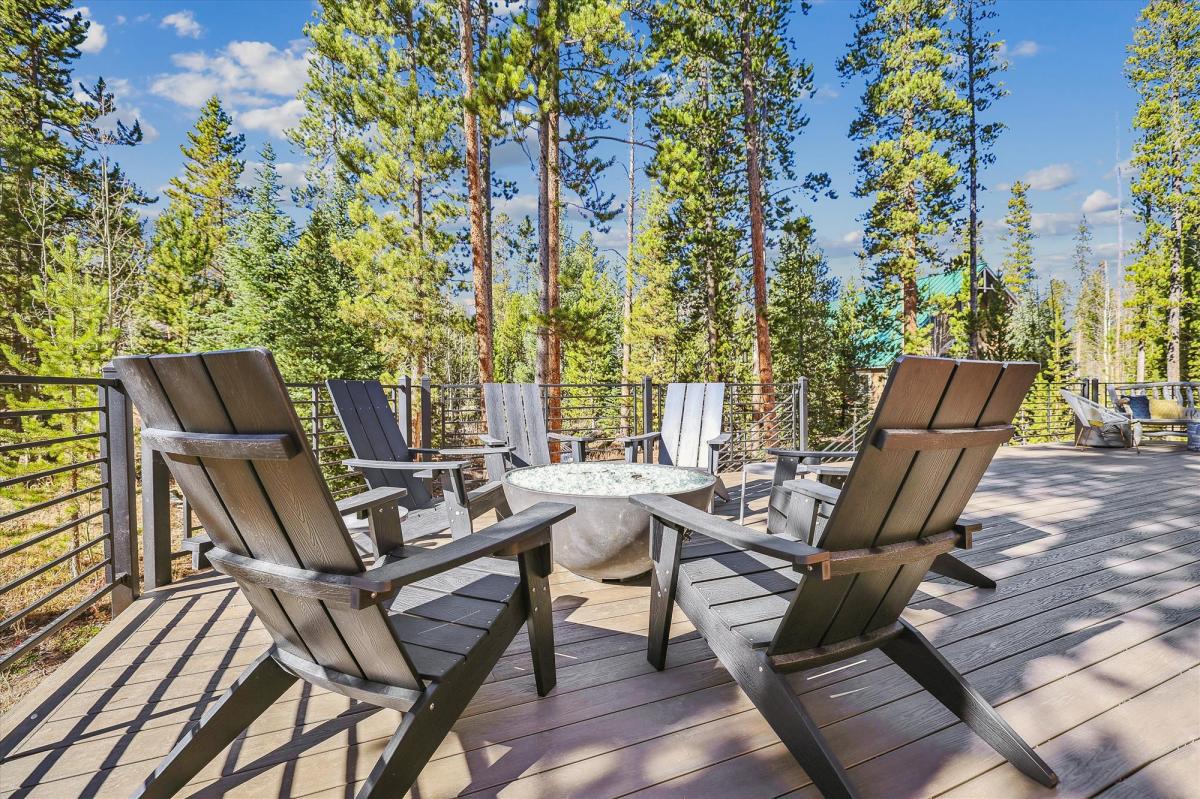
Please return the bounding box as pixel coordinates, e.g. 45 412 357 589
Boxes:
558 231 622 391
839 0 968 354
995 180 1036 359
627 186 686 381
1042 278 1074 384
0 0 90 362
218 143 295 349
273 187 382 381
767 216 838 387
950 0 1005 356
1071 214 1094 375
1125 0 1200 381
136 199 214 353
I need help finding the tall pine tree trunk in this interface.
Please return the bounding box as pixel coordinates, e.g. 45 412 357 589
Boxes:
459 0 493 383
740 8 773 388
623 104 635 433
966 5 980 358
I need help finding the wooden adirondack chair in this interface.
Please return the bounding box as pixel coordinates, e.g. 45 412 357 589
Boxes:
115 350 574 799
632 356 1057 799
481 383 592 466
617 382 731 501
329 379 514 540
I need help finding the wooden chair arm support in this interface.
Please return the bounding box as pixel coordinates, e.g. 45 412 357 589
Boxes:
436 445 516 457
767 448 855 462
342 458 471 473
779 478 843 506
335 486 408 518
707 433 732 448
953 518 982 548
631 494 829 574
363 502 576 594
615 431 661 445
207 502 575 610
548 432 594 443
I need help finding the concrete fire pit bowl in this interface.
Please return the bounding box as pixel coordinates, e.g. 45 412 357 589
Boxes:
502 462 716 580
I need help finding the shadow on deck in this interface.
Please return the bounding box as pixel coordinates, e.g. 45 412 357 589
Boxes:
2 444 1197 798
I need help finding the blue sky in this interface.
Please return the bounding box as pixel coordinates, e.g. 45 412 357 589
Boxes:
74 0 1144 288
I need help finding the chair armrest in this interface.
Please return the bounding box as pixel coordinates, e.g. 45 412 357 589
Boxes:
358 502 575 594
437 445 516 457
335 486 407 517
615 431 661 445
409 447 442 456
343 457 470 473
767 448 856 461
780 478 842 506
548 432 594 443
477 434 507 447
630 493 829 574
953 515 983 548
707 433 732 448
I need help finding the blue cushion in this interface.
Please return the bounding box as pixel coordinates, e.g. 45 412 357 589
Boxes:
1126 395 1151 419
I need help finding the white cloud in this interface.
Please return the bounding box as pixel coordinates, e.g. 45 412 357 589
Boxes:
1000 40 1040 58
238 99 305 138
75 7 107 54
813 84 839 103
1021 163 1076 192
115 14 126 25
161 10 203 39
1032 209 1122 236
1082 189 1118 214
150 41 310 136
241 159 309 192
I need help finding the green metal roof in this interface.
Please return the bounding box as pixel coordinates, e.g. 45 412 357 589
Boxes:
861 270 965 369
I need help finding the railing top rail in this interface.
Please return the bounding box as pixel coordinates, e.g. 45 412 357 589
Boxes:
0 374 118 387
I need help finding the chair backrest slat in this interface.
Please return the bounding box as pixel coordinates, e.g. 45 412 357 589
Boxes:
484 383 550 467
328 380 433 508
659 383 725 468
768 357 1037 656
117 351 420 690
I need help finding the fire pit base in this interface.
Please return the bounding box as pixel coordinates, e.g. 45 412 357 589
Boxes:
501 463 716 581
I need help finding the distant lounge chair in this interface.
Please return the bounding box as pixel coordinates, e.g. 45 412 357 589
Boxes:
1061 389 1140 451
617 382 731 502
329 379 513 540
482 383 592 465
632 356 1057 798
116 349 574 799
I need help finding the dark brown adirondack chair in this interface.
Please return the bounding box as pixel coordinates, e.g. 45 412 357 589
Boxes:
481 383 591 466
632 356 1057 799
115 350 573 799
329 379 513 540
618 382 731 501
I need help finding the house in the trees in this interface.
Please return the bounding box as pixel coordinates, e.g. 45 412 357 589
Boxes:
860 265 1016 394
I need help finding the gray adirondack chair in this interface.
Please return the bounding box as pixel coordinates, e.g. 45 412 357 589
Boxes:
115 350 574 799
481 383 591 467
329 379 513 540
632 356 1057 799
617 382 731 501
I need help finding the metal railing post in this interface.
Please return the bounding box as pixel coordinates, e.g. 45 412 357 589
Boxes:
642 377 653 436
399 377 413 448
420 377 433 450
797 378 809 452
310 385 321 464
141 443 171 590
99 366 137 614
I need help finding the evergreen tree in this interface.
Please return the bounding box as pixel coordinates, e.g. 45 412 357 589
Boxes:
996 180 1036 359
273 187 382 381
950 0 1005 356
1071 214 1094 374
1042 278 1074 383
559 231 622 390
136 199 214 353
0 0 90 362
627 186 687 381
164 96 246 236
839 0 968 354
219 143 295 349
1125 0 1200 381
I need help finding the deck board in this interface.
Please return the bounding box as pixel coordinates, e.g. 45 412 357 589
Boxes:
1 444 1197 798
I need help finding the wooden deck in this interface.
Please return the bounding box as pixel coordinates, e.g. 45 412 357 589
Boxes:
2 444 1198 798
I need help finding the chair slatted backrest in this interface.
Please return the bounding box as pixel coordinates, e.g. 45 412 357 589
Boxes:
327 379 433 509
115 350 421 690
484 383 550 468
658 383 724 468
769 356 1038 656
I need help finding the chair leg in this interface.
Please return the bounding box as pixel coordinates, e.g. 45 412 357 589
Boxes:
739 468 749 524
357 687 457 799
881 620 1059 788
135 650 297 799
929 553 996 589
647 519 684 670
741 655 861 799
519 542 556 696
